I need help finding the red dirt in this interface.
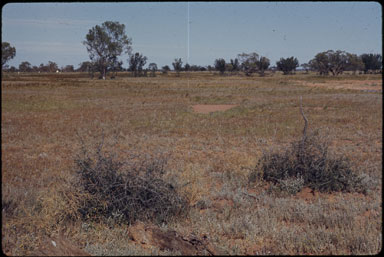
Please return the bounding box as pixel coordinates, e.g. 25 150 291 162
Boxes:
192 104 237 114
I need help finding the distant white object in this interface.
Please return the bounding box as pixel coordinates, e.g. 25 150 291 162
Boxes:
56 70 60 73
51 240 57 247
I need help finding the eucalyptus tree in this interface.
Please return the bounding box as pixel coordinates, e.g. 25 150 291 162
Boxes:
83 21 132 79
345 53 364 74
128 52 147 77
309 50 349 76
148 63 158 77
19 61 32 72
360 53 382 73
2 42 16 69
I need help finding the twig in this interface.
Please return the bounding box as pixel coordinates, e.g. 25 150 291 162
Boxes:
300 96 308 145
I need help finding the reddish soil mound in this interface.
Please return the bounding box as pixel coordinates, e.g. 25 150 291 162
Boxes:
192 104 237 114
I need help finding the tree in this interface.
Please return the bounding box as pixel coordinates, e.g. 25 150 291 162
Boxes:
83 21 132 79
214 58 226 75
327 50 348 76
345 53 364 74
77 61 94 72
77 61 98 78
276 56 299 75
148 63 158 77
48 61 59 73
172 58 183 76
309 50 349 76
230 58 240 73
238 52 259 76
190 64 200 72
225 63 233 73
162 65 170 74
62 65 74 72
109 56 123 78
128 52 147 77
184 63 190 72
32 66 39 72
19 61 32 72
301 63 311 74
8 66 17 72
257 56 270 76
237 52 269 76
39 63 48 73
2 42 16 69
360 53 382 74
309 53 329 75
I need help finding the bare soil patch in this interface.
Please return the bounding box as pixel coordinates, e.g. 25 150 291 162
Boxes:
192 104 237 114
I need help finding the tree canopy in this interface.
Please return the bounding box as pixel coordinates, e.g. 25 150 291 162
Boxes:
276 57 299 75
309 50 349 76
214 58 226 75
128 52 147 77
172 58 183 76
2 42 16 69
360 53 382 73
83 21 132 79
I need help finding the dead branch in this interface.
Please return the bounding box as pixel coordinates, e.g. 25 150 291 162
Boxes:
300 96 308 145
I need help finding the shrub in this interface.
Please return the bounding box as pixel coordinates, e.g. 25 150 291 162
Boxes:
74 140 189 225
259 130 368 194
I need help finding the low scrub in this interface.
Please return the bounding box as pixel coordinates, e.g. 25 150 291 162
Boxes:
74 140 189 225
258 131 369 194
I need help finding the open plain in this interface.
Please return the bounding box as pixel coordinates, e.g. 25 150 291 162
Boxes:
1 71 382 255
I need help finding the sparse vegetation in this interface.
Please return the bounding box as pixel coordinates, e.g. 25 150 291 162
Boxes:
2 71 382 255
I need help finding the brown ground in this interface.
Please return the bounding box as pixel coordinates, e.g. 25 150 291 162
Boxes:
2 72 381 255
296 79 382 92
192 104 238 114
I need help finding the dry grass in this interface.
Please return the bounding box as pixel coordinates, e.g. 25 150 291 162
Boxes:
2 71 382 255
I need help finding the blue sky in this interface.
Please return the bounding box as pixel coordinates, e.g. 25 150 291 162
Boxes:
1 2 382 69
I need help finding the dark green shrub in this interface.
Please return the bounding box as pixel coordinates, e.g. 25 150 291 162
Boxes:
74 142 189 225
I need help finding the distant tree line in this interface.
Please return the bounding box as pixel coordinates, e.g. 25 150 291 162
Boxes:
2 21 382 77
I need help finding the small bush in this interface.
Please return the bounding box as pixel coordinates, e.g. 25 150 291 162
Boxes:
74 141 189 225
259 131 368 194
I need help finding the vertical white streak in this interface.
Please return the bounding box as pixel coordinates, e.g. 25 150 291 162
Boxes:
187 2 190 88
187 1 190 64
